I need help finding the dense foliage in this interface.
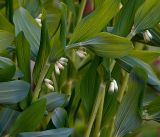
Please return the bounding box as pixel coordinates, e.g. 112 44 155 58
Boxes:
0 0 160 137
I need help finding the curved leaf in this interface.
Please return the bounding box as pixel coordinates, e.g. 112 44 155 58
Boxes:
114 66 147 137
68 32 133 58
134 0 160 33
9 99 46 136
13 7 41 59
0 80 30 104
69 0 120 43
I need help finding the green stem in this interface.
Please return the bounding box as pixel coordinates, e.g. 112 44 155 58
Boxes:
94 86 106 137
117 72 129 102
84 82 106 137
32 63 50 102
108 116 116 137
77 0 87 23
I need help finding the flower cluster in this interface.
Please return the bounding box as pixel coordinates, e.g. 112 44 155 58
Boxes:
143 30 152 42
44 78 54 91
54 57 68 75
76 48 87 59
35 13 42 27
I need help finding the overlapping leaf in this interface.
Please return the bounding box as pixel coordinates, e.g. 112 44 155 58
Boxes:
69 0 120 43
114 66 147 137
0 80 30 104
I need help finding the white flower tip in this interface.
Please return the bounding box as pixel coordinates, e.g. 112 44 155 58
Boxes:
60 57 68 63
109 82 115 93
113 80 118 91
55 64 60 75
56 61 64 70
46 83 54 91
143 30 152 42
44 78 53 85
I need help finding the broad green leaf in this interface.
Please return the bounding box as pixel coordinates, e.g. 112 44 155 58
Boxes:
113 0 144 36
13 7 41 59
0 30 14 54
0 13 14 32
0 80 30 104
9 99 46 136
69 0 120 44
16 32 31 82
134 0 160 33
80 57 100 116
117 56 160 91
0 56 16 81
114 66 147 137
52 107 67 128
68 32 133 58
42 92 68 112
17 128 73 137
19 0 42 17
33 13 50 84
43 0 61 37
129 50 160 63
0 108 19 136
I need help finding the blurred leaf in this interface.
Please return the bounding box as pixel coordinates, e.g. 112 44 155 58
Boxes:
51 107 67 128
16 32 31 82
68 32 133 58
69 0 120 44
9 99 46 136
117 56 160 91
17 128 73 137
42 92 68 112
0 80 30 104
0 30 14 54
33 13 50 84
0 108 19 136
80 57 100 116
0 56 16 81
113 0 144 36
19 0 42 17
129 50 160 63
114 66 147 137
0 13 14 32
134 0 160 33
13 7 41 59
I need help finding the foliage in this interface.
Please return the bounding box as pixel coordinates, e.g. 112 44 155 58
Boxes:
0 0 160 137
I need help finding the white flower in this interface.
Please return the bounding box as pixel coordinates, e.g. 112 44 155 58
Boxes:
44 78 54 91
76 48 87 59
35 13 42 27
54 57 68 75
143 30 152 42
109 79 118 93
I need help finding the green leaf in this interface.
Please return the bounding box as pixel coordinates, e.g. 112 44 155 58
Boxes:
113 0 144 36
68 32 133 58
69 0 120 44
0 80 30 104
19 0 42 17
17 128 73 137
114 66 147 137
0 108 19 136
134 0 160 33
0 30 14 54
0 56 16 81
80 57 100 116
16 32 31 82
33 12 50 84
13 7 41 59
117 56 160 91
9 99 46 136
43 0 61 37
0 12 14 32
42 92 68 112
129 50 160 63
52 107 68 128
